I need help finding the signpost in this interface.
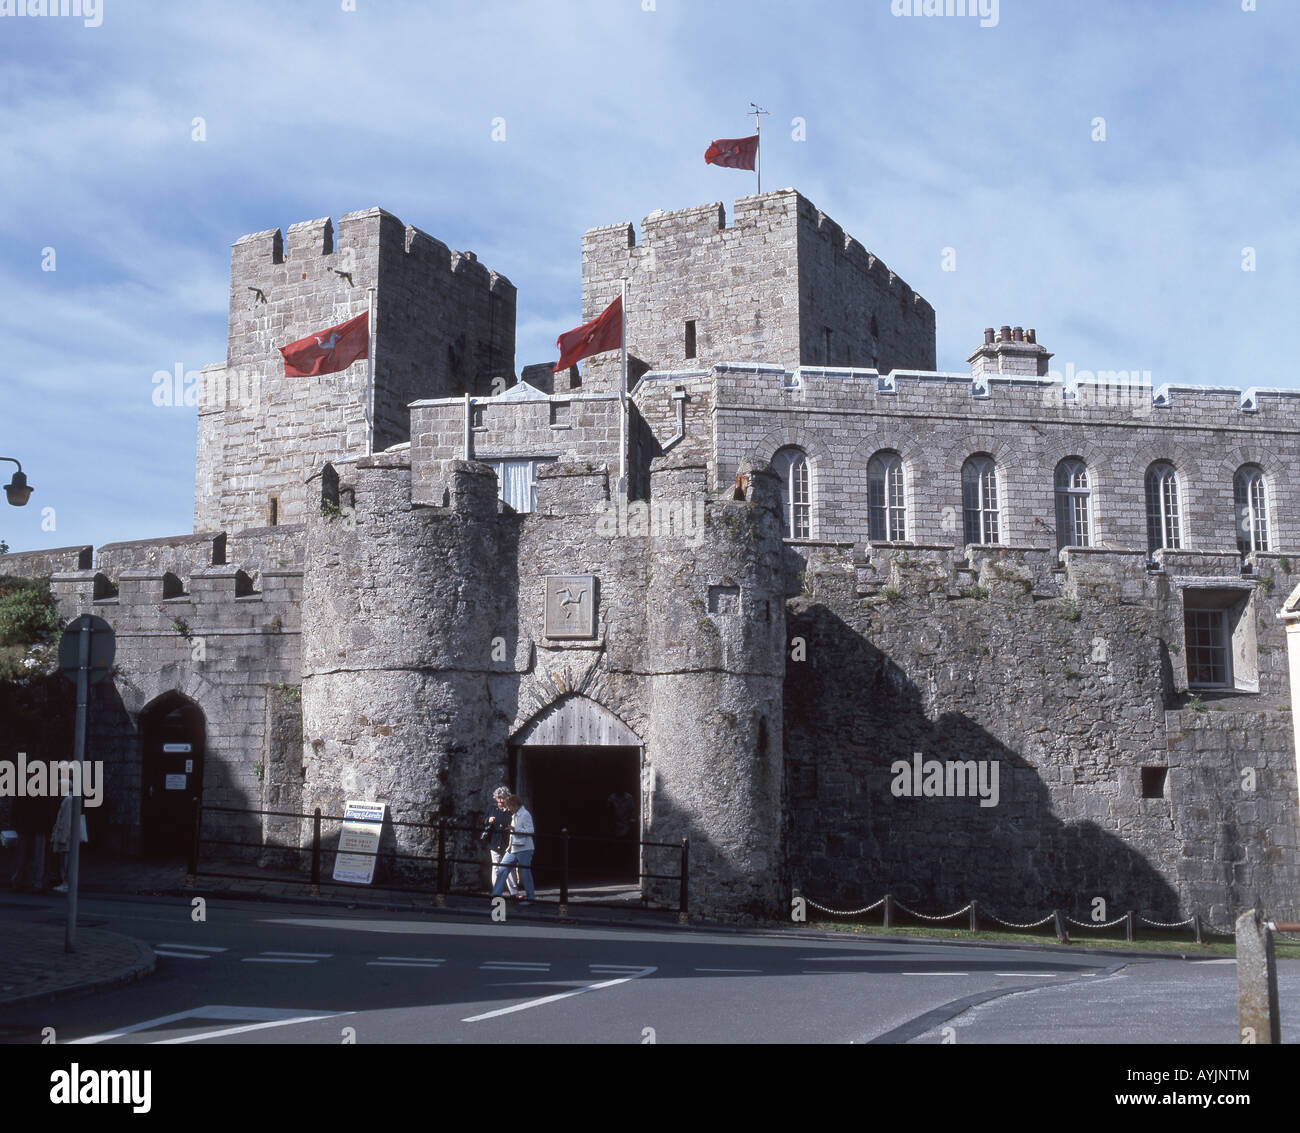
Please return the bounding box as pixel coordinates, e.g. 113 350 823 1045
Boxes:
333 801 386 884
59 615 115 953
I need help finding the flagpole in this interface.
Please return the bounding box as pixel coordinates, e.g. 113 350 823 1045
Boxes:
750 102 768 195
366 286 376 456
619 278 628 501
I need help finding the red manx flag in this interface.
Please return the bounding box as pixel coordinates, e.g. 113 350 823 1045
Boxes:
554 295 623 372
704 134 759 171
280 311 370 377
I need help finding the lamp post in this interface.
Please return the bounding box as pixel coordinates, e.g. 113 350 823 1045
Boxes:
2 457 33 506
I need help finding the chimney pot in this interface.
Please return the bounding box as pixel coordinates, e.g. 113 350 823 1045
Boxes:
1027 328 1036 344
1013 326 1024 342
983 327 995 345
999 325 1012 343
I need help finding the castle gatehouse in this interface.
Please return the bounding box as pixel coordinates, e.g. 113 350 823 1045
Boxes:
3 189 1297 922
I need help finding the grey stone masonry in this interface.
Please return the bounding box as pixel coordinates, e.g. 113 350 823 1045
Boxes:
195 209 514 535
46 528 302 855
700 360 1300 550
578 190 934 392
0 545 92 578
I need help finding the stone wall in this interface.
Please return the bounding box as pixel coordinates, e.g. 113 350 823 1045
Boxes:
784 542 1299 922
43 532 302 855
699 364 1300 550
0 545 92 578
299 452 788 914
195 208 515 535
578 191 935 392
797 198 936 373
408 386 625 506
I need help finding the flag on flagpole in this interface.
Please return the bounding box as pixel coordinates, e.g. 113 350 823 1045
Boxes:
554 295 623 372
704 134 759 171
280 312 370 377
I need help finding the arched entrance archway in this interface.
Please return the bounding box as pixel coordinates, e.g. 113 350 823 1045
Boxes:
139 693 206 856
509 696 643 888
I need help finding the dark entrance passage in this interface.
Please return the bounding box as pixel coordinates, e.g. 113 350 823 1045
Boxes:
140 694 205 856
514 745 639 886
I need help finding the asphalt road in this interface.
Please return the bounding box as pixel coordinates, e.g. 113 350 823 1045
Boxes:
1 893 1295 1045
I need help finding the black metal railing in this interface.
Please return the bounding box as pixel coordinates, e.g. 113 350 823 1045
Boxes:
187 799 689 920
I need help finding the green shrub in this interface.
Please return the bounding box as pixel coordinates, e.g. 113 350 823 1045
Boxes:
0 576 62 647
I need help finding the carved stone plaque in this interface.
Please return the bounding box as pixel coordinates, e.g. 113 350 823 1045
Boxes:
544 574 597 639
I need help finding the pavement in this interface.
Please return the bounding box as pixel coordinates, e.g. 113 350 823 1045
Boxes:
0 917 154 1008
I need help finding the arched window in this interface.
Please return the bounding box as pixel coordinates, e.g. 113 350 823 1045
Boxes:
1235 465 1270 556
868 451 907 542
1054 458 1092 550
961 455 1000 545
1145 461 1182 552
771 447 811 539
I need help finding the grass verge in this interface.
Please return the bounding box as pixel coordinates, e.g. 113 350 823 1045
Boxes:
808 920 1300 959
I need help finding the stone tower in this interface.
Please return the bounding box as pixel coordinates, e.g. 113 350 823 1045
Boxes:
194 209 515 534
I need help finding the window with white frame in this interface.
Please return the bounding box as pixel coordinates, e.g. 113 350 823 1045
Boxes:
1054 458 1092 550
961 455 1000 545
1145 461 1182 553
771 447 811 539
486 457 555 514
868 451 907 542
1234 465 1270 557
1185 607 1231 688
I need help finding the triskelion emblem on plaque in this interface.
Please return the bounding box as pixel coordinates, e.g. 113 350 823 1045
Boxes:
544 574 597 639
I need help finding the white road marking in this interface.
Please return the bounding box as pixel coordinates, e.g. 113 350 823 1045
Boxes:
368 960 444 968
155 950 210 960
375 956 445 963
261 951 332 958
1192 958 1236 965
71 1005 349 1045
155 1013 351 1044
241 957 318 964
901 972 969 977
481 961 550 971
463 966 656 1022
694 967 762 973
994 972 1061 978
156 943 227 952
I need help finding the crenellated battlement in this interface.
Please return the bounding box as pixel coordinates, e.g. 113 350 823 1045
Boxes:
579 189 935 381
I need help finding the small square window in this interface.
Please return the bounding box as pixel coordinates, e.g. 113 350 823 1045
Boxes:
1140 767 1168 798
550 401 570 427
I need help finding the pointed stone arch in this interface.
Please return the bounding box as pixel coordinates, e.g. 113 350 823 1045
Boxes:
510 693 642 748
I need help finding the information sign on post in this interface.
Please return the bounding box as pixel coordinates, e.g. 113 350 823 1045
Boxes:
333 800 386 884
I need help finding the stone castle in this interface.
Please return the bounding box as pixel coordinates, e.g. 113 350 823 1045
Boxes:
4 188 1299 923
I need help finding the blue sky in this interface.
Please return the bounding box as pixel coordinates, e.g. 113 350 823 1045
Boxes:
0 0 1295 552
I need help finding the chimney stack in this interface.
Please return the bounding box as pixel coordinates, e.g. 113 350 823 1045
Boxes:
968 323 1052 379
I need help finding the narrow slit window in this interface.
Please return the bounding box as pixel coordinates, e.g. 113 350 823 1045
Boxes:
684 320 696 360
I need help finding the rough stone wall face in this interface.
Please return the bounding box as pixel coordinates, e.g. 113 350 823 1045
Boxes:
44 532 302 855
783 542 1299 921
298 448 788 913
578 191 936 391
580 194 804 388
408 392 624 507
196 209 515 536
0 545 92 578
796 198 936 374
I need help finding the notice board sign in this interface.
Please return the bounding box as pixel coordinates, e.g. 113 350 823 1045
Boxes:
333 800 386 884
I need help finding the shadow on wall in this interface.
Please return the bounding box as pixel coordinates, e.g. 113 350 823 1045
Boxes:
784 602 1182 921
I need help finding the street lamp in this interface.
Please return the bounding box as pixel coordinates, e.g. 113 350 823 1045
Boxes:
1 457 32 506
